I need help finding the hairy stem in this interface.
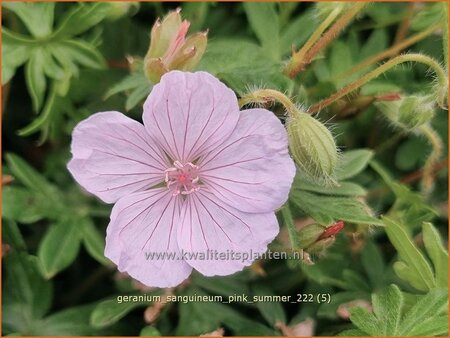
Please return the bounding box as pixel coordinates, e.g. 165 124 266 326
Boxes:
309 53 448 113
239 89 299 117
419 124 443 195
287 7 342 70
284 2 367 78
280 204 302 251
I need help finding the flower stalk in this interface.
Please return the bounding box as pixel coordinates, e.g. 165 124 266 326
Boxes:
240 88 339 184
419 124 444 195
286 6 342 75
284 2 367 78
308 53 448 113
239 89 299 117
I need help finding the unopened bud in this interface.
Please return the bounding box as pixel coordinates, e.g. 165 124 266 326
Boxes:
105 2 139 21
375 95 435 131
144 9 207 83
318 221 344 240
307 237 336 255
298 221 344 255
298 223 326 249
287 111 338 183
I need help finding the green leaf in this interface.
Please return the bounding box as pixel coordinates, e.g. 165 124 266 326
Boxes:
338 328 369 336
37 305 95 336
243 2 280 60
3 2 54 38
370 160 437 225
59 39 106 69
104 71 150 100
280 203 302 250
371 284 403 335
18 84 59 137
395 137 428 171
199 39 293 95
411 3 443 31
5 153 61 202
422 222 448 287
297 180 367 196
253 285 287 326
361 240 385 289
408 315 449 336
90 297 151 328
347 285 448 336
182 2 210 32
42 47 65 80
3 223 53 331
38 218 82 278
348 307 379 336
25 47 47 111
2 27 37 45
52 2 111 38
2 65 16 85
192 273 250 296
176 289 276 336
359 28 388 61
280 9 316 54
336 149 374 181
290 190 382 226
398 288 448 335
330 41 353 86
199 39 274 74
2 186 56 223
125 83 152 111
2 220 26 251
2 31 32 83
383 217 436 291
349 285 403 336
81 218 110 265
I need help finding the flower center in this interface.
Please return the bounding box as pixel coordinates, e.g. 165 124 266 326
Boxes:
164 161 200 196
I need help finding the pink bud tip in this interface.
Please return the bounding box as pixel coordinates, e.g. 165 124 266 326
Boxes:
318 221 344 239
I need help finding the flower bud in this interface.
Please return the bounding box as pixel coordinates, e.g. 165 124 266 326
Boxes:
287 111 338 184
105 2 139 21
307 237 336 255
144 9 207 83
375 95 435 131
298 221 344 255
298 223 326 249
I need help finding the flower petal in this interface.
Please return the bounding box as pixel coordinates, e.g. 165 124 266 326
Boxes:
142 71 239 163
199 108 295 213
105 188 192 288
68 111 168 203
177 189 278 276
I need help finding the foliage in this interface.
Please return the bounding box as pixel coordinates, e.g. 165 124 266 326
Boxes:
2 2 448 337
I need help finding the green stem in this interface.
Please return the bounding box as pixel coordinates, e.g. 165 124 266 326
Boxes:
309 53 448 113
288 6 342 69
284 2 367 78
280 204 301 251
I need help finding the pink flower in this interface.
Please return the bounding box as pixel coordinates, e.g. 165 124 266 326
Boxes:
68 71 295 287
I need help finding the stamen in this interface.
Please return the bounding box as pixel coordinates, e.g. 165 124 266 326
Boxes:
165 161 201 196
